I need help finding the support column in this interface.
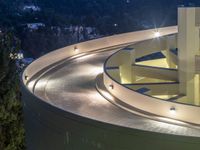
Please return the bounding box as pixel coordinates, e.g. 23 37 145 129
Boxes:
165 49 176 68
166 36 177 68
119 48 135 84
194 74 200 105
178 7 199 104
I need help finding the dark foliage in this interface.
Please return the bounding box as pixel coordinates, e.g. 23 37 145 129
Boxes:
0 32 25 150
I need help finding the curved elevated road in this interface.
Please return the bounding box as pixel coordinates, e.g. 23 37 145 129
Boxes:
28 49 200 137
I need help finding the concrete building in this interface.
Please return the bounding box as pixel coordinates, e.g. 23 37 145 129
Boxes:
21 7 200 150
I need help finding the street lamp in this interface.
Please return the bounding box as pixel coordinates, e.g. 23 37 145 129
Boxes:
109 84 114 90
74 46 79 52
170 107 176 115
154 31 160 38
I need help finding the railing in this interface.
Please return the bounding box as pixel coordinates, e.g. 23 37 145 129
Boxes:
22 26 177 85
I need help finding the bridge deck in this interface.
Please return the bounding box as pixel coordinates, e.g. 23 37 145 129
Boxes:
29 49 200 137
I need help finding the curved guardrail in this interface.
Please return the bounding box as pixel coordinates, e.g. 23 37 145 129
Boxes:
22 26 177 86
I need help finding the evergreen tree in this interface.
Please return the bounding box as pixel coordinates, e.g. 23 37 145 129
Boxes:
0 32 25 150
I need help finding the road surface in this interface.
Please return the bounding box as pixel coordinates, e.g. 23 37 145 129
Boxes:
28 49 200 137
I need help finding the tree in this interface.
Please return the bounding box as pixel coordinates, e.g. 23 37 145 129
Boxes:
0 31 25 150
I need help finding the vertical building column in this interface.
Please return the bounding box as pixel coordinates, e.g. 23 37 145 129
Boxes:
119 48 135 84
178 7 199 104
165 49 175 68
166 36 177 68
194 74 200 105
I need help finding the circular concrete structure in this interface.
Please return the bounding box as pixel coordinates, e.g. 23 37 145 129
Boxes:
21 26 200 150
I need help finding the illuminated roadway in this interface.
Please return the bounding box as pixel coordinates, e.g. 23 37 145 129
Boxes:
26 48 200 138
